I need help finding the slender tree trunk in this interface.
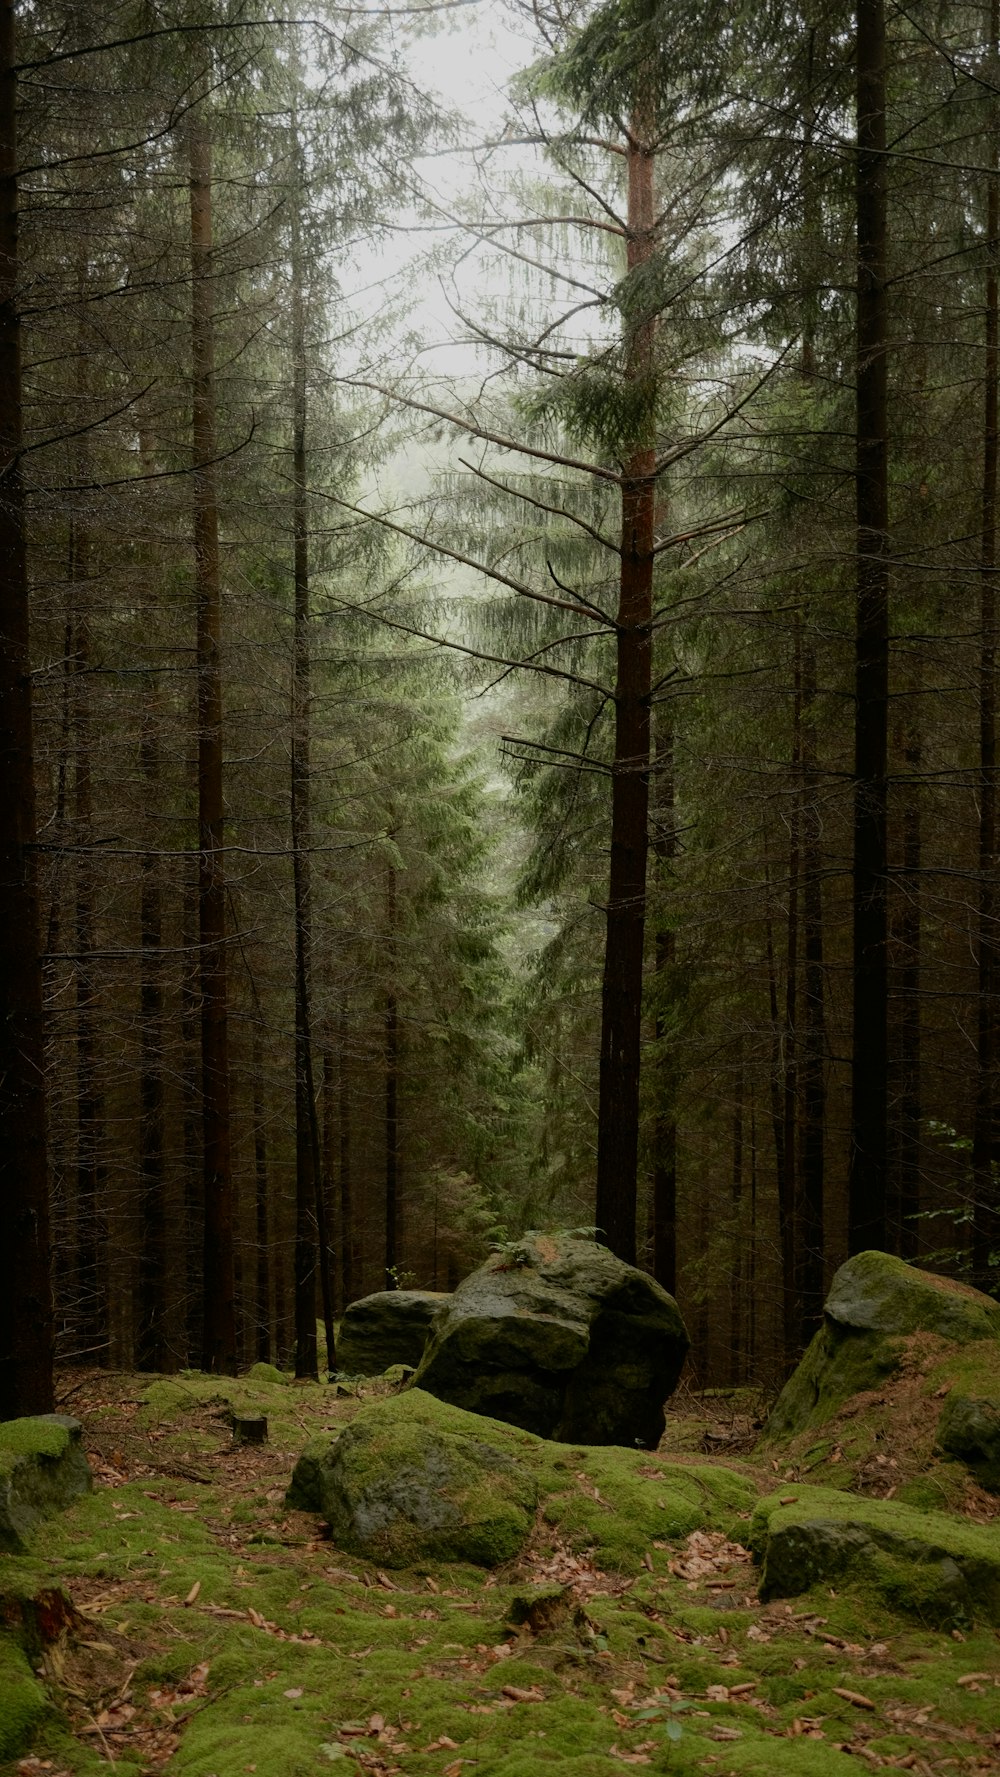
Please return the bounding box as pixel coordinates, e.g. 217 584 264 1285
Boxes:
651 714 677 1290
596 107 656 1264
251 1025 271 1361
974 0 1000 1289
783 626 802 1353
322 1040 337 1315
135 432 168 1372
730 1058 744 1384
71 416 107 1361
896 718 921 1260
190 114 235 1372
180 872 202 1364
764 881 796 1367
385 862 400 1289
0 0 53 1417
339 997 355 1305
798 631 826 1333
849 0 890 1254
290 154 318 1380
136 713 167 1370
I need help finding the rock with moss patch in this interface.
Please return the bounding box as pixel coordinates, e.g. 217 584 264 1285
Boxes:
336 1290 450 1376
0 1416 92 1552
937 1393 1000 1492
295 1389 536 1566
751 1483 1000 1626
411 1233 688 1447
765 1252 1000 1442
245 1361 288 1386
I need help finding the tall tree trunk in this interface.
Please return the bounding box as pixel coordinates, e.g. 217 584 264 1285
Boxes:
252 1024 271 1362
71 412 107 1361
136 712 167 1369
190 114 235 1372
849 0 890 1254
651 714 677 1291
136 431 167 1372
180 872 202 1364
764 878 796 1368
798 631 826 1333
783 625 802 1355
385 862 400 1289
290 162 317 1379
339 997 355 1305
730 1057 744 1384
974 0 1000 1289
896 717 921 1260
595 105 656 1264
0 0 53 1417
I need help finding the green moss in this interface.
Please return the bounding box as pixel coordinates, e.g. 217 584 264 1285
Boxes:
752 1484 1000 1625
0 1417 71 1465
0 1634 51 1759
246 1362 289 1386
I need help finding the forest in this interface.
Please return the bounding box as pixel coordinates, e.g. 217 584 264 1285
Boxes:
3 0 1000 1423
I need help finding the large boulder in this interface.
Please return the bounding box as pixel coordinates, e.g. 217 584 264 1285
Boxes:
288 1389 537 1567
410 1233 689 1447
287 1387 755 1573
751 1483 1000 1627
336 1289 449 1376
765 1251 1000 1442
0 1416 92 1552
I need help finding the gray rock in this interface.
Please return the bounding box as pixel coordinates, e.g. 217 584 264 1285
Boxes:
292 1389 537 1567
336 1290 450 1376
937 1394 1000 1492
751 1483 1000 1627
0 1415 92 1551
411 1233 689 1447
765 1252 1000 1442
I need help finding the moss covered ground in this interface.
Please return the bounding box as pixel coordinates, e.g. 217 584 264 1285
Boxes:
1 1367 999 1775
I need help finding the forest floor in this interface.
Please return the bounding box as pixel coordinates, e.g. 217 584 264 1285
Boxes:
3 1365 1000 1777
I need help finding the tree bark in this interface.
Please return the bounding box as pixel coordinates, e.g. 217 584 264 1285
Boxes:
70 382 107 1362
385 861 400 1288
974 0 1000 1289
849 0 890 1254
251 1024 271 1362
595 107 656 1265
650 713 677 1291
0 0 53 1418
798 631 826 1332
190 113 235 1372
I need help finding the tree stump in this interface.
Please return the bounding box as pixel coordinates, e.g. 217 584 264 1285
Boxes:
231 1414 267 1446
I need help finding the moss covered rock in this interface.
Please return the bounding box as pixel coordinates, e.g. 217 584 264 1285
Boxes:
765 1252 1000 1442
294 1389 538 1566
411 1233 689 1447
336 1289 449 1376
0 1416 92 1552
288 1388 754 1575
936 1392 1000 1492
751 1483 1000 1626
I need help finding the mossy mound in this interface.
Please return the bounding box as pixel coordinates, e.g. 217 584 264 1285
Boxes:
751 1483 1000 1626
0 1415 92 1551
765 1251 1000 1446
0 1635 51 1760
288 1388 755 1573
